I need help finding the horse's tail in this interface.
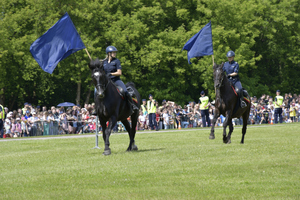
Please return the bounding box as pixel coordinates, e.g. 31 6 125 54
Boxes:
126 82 141 107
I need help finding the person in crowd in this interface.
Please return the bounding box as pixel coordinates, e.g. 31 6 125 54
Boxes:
261 106 269 124
289 101 297 123
4 118 11 138
138 111 146 130
24 118 32 136
21 118 26 137
140 99 147 116
12 118 22 137
181 107 189 128
223 50 247 108
81 108 90 121
168 108 175 129
59 112 69 134
42 106 47 112
101 46 139 114
193 104 201 127
156 108 162 130
274 90 284 123
147 94 158 131
36 105 41 113
24 110 31 120
17 109 23 118
162 109 170 130
0 103 5 138
22 103 28 115
199 91 211 127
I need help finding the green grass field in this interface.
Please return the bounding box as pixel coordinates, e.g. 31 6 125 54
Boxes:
1 123 299 200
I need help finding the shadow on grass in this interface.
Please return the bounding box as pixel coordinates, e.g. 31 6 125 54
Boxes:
130 148 165 153
113 148 166 155
89 148 165 155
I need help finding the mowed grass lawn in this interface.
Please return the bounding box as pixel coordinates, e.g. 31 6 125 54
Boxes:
0 123 299 200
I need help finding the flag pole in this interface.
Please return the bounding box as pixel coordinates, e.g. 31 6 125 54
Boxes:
212 55 216 94
85 48 92 60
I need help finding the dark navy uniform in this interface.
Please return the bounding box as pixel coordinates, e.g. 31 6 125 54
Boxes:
0 105 4 138
223 60 242 89
103 58 127 92
223 58 246 108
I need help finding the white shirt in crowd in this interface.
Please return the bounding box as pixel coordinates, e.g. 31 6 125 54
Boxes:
163 113 169 125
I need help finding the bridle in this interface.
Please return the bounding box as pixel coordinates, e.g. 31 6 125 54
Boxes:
95 80 111 92
93 70 111 93
214 68 224 88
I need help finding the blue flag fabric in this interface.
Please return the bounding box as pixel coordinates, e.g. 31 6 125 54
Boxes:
182 21 213 64
30 12 85 74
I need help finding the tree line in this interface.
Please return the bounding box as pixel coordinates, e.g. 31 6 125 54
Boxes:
1 0 299 110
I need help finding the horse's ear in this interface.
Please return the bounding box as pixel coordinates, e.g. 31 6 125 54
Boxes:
88 59 96 71
89 58 102 71
221 62 224 68
213 62 217 69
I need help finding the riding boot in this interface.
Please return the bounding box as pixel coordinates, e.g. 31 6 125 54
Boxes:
125 92 139 113
239 90 247 108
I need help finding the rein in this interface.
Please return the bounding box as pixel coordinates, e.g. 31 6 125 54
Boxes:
96 79 111 92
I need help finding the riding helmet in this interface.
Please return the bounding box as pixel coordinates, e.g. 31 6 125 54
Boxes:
226 50 235 57
106 46 118 54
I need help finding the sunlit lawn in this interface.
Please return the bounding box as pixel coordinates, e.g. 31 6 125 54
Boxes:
0 123 299 199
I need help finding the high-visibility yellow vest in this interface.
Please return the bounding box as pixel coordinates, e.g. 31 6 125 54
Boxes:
0 105 5 119
141 105 147 114
199 96 209 110
22 107 27 115
274 95 283 108
147 100 156 114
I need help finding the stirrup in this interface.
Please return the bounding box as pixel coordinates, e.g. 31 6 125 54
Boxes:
132 104 139 111
241 100 247 108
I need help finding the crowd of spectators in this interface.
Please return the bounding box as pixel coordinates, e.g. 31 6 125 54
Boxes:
137 93 300 130
1 103 98 138
0 92 299 138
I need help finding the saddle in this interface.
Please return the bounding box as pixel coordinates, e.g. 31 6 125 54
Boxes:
112 82 137 103
230 84 250 115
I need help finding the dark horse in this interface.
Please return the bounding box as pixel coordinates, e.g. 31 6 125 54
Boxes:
89 58 141 155
210 63 251 144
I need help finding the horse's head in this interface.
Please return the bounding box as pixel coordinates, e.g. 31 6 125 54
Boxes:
213 62 225 88
89 58 107 99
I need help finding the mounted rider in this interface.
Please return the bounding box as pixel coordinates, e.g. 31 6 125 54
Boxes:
102 46 139 113
223 50 247 108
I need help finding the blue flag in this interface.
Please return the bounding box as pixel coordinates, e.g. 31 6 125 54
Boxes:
182 21 213 64
30 12 86 74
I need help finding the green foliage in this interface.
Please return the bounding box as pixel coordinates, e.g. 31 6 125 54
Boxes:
1 0 300 109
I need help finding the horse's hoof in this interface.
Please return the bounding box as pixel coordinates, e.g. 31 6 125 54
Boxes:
227 140 231 144
102 150 111 156
209 135 215 139
223 138 227 143
132 144 138 151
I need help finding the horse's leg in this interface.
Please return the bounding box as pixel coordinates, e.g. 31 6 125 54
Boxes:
241 111 249 144
130 112 139 150
226 119 234 144
223 111 232 143
103 116 117 156
100 119 107 147
121 118 137 151
210 110 220 139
